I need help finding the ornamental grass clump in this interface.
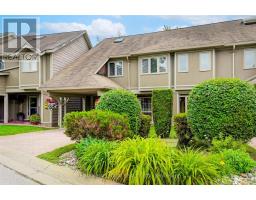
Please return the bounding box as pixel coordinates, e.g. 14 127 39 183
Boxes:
106 137 176 185
77 139 117 176
173 149 220 185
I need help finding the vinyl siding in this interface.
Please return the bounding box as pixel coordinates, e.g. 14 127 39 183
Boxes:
52 36 90 75
0 77 6 93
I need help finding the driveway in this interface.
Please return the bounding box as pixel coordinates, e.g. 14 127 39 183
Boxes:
0 129 73 156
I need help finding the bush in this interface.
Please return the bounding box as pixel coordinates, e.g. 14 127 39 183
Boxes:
64 110 131 140
138 114 151 138
174 113 193 147
77 139 117 176
188 78 256 142
210 136 246 153
29 114 41 124
152 89 173 138
211 149 256 176
107 137 175 185
173 149 220 185
96 89 141 134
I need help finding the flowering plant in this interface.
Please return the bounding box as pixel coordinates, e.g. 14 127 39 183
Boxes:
44 97 58 110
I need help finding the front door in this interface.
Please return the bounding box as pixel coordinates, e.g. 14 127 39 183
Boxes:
28 96 38 116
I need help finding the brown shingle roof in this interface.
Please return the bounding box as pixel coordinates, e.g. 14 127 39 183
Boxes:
43 19 256 90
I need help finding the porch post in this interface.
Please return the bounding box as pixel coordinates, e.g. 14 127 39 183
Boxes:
82 97 86 111
58 97 62 128
4 94 8 123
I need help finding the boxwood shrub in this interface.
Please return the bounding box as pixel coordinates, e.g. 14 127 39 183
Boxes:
188 78 256 142
138 114 151 138
174 113 193 147
96 89 141 134
152 89 173 138
64 110 131 140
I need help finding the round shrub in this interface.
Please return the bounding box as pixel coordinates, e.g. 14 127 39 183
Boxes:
96 89 141 134
188 78 256 142
64 110 131 140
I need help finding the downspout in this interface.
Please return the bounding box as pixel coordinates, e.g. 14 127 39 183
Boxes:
232 45 236 78
126 56 131 89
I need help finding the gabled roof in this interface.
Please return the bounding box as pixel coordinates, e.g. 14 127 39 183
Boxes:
0 30 92 55
43 19 256 90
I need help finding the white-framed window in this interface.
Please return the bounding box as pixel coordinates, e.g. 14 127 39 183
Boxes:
20 60 38 72
0 59 5 70
244 49 256 69
139 97 152 114
199 51 212 71
141 55 167 74
108 61 123 77
177 54 189 72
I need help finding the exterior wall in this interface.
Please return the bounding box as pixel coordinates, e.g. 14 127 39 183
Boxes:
52 35 90 75
215 49 233 78
5 68 19 88
0 97 3 121
176 50 213 88
40 54 51 84
0 77 6 93
19 68 39 88
129 58 139 90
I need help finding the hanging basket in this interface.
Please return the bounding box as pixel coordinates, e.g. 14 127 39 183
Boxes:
44 97 58 110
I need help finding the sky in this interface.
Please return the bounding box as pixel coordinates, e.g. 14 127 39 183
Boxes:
0 15 250 46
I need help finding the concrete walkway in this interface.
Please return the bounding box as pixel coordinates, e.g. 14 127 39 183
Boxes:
0 129 117 185
249 137 256 149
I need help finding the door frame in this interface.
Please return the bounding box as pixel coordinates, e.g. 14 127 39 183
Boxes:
28 96 39 116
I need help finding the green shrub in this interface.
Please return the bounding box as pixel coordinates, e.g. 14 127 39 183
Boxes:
152 89 173 138
211 149 256 176
75 137 100 159
173 149 220 185
138 114 151 138
64 110 131 140
29 114 41 124
96 89 141 134
174 113 193 147
188 78 256 142
78 139 117 176
210 136 246 153
107 137 175 185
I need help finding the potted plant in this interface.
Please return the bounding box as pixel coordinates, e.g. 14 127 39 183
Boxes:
29 114 41 125
17 112 25 121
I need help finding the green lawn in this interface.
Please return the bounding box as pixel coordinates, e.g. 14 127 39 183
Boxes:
38 144 76 164
0 125 49 136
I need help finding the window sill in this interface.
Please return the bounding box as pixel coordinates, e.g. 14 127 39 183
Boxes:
140 72 168 76
108 75 124 78
243 67 256 70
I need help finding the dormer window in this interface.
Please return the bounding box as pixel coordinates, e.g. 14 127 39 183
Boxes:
108 61 123 77
0 59 5 70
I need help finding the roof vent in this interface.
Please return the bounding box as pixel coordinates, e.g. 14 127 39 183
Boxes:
243 18 256 25
114 37 124 43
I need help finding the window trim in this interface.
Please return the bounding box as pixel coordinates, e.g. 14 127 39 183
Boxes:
107 60 124 77
0 59 5 71
244 48 256 70
140 55 168 75
199 51 212 72
177 53 189 73
20 60 38 73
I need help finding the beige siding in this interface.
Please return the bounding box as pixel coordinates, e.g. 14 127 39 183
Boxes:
52 36 90 75
4 60 19 70
235 46 256 80
129 58 138 90
0 97 3 121
215 49 233 78
0 77 6 93
20 70 39 87
5 68 19 87
40 54 51 84
108 58 129 89
176 51 213 87
140 74 169 88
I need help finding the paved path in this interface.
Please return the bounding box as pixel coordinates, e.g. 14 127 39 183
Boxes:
0 129 73 156
0 129 117 185
0 164 38 185
249 137 256 148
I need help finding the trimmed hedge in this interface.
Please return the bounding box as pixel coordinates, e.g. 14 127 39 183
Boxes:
138 114 151 138
174 113 193 147
188 78 256 142
96 89 141 134
152 89 173 138
63 110 131 140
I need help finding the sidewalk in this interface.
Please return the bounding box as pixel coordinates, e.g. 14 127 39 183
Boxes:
0 146 117 185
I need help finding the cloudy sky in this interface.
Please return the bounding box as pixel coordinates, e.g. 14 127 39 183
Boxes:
0 15 249 45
